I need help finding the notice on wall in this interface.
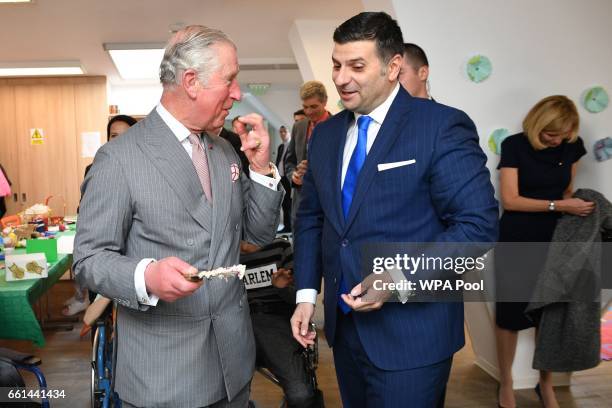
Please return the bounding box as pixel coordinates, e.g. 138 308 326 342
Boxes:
30 128 44 145
81 131 101 158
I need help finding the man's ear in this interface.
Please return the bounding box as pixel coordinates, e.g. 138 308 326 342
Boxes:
182 69 200 99
387 54 403 81
418 65 429 82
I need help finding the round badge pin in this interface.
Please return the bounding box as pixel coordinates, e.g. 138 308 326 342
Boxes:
230 163 240 182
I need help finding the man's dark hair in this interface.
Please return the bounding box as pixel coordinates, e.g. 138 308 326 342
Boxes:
333 12 404 64
404 43 429 70
231 116 240 125
293 109 305 116
107 115 137 141
279 125 287 130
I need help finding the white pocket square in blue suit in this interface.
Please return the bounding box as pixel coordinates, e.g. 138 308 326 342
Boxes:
377 159 416 171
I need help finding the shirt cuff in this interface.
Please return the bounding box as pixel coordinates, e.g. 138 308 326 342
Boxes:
296 288 317 304
249 163 281 190
135 258 159 306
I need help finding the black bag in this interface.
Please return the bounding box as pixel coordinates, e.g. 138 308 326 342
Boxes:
0 357 40 407
603 229 612 290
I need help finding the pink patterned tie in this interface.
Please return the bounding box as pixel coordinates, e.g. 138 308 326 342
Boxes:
188 133 213 203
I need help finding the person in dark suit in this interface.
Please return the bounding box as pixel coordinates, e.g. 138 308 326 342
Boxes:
399 43 431 99
275 125 292 232
293 109 306 123
219 126 250 177
290 12 498 407
284 81 331 228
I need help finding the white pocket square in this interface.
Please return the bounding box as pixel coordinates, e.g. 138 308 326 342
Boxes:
377 159 416 171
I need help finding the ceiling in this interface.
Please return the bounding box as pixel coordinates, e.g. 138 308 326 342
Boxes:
0 0 362 88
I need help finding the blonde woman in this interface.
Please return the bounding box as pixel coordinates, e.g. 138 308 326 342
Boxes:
495 95 594 408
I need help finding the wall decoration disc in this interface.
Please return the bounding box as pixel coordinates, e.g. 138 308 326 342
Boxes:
467 55 492 83
583 86 609 113
488 128 510 155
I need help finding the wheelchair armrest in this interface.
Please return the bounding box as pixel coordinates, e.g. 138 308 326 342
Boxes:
0 348 41 367
256 366 281 386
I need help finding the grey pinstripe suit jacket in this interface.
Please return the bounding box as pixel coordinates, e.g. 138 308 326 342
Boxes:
284 119 308 225
73 109 283 407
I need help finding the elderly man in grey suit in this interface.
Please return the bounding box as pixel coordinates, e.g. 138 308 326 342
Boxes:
74 25 283 408
284 81 331 227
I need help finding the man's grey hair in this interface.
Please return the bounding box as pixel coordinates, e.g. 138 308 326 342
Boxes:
159 25 235 87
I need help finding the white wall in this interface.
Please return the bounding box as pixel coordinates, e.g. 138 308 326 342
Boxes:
229 92 292 162
392 0 612 198
362 0 395 16
108 82 298 160
256 87 300 129
289 20 345 114
108 83 162 116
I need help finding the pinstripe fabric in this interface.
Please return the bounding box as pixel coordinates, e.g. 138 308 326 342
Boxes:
188 133 213 203
74 109 283 407
284 119 309 225
334 313 452 408
294 86 499 372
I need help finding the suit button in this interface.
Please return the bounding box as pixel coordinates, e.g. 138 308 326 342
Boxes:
187 239 194 246
341 239 349 247
235 224 239 231
334 277 337 284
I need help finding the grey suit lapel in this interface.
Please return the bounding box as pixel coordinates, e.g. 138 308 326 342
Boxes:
295 120 309 162
136 110 213 231
204 133 233 269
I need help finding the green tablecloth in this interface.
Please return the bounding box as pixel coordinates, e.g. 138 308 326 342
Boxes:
0 230 75 347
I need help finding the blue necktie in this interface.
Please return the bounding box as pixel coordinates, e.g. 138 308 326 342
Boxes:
342 115 372 219
338 115 372 314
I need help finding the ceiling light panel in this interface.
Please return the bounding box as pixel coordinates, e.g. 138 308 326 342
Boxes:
0 61 84 77
104 43 165 80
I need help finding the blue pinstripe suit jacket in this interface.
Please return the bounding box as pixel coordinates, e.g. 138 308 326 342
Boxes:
294 86 499 370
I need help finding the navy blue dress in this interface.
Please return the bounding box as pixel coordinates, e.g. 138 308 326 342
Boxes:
495 133 586 330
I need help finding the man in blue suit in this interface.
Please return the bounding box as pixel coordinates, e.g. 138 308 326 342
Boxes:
290 12 498 408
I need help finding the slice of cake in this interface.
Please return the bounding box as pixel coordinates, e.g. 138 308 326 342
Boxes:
186 264 246 282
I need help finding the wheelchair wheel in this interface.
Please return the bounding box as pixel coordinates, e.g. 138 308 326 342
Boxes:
91 326 101 408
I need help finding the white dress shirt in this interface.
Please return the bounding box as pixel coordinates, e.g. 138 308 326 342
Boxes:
135 103 281 306
296 83 400 305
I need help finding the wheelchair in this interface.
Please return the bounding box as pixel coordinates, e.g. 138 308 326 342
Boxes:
254 323 324 408
89 301 121 408
0 347 49 407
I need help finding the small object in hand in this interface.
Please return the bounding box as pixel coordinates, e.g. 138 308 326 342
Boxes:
185 264 246 282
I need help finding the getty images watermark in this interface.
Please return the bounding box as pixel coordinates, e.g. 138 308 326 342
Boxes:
359 242 610 303
371 253 486 293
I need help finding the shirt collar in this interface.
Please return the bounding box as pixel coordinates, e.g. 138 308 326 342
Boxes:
156 103 192 143
312 111 331 126
355 82 400 125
